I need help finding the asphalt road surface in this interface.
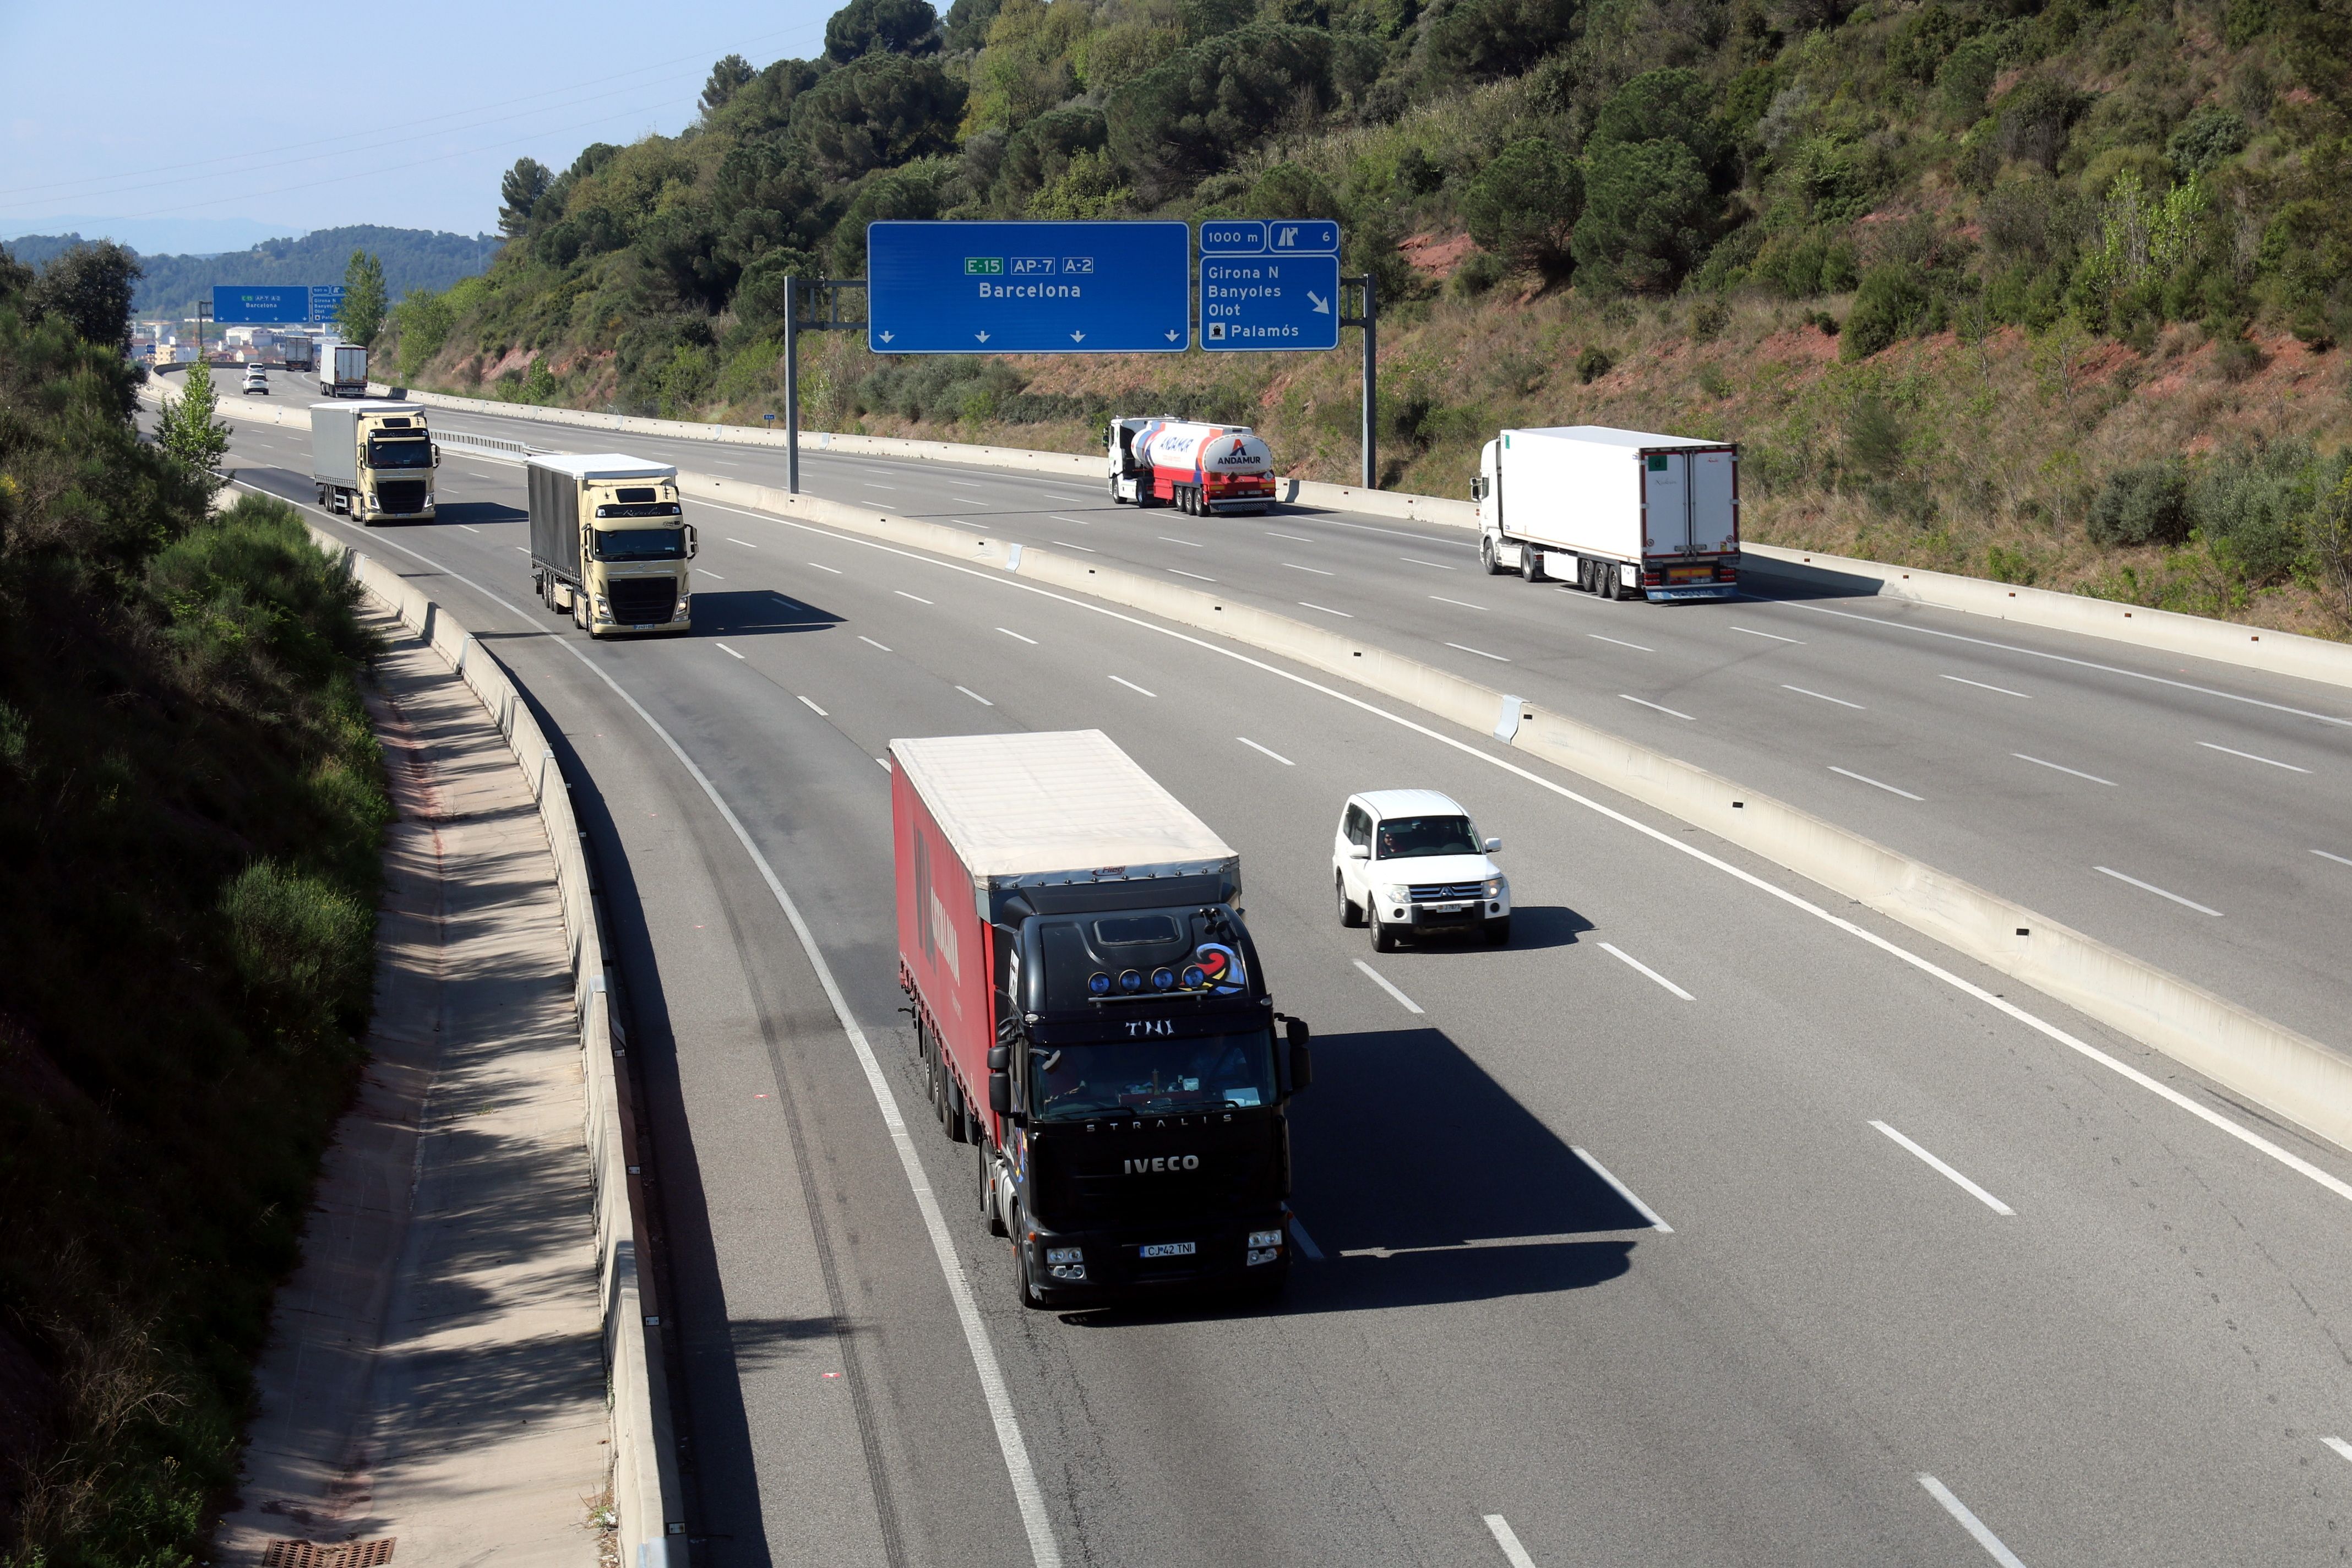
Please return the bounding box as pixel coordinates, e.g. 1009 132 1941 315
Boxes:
188 400 2352 1568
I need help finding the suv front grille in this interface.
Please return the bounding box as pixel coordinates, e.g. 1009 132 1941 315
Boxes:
607 577 677 623
1406 882 1484 901
374 480 428 513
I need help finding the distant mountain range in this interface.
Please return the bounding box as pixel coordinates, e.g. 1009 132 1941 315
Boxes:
0 216 297 255
0 225 500 319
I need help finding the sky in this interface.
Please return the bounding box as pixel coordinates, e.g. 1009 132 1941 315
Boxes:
0 0 843 249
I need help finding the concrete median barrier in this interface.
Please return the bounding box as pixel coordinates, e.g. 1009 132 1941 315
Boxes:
683 469 2352 1156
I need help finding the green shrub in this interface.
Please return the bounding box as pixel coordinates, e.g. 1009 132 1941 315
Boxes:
1575 344 1614 382
2087 461 2191 545
1462 139 1583 279
222 861 377 1049
1572 139 1715 293
1452 251 1508 298
1842 263 1930 360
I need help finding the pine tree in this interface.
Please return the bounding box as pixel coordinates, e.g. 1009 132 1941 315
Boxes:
338 250 388 348
157 358 230 484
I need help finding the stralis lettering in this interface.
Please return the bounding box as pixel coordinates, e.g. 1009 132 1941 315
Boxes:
1126 1156 1201 1173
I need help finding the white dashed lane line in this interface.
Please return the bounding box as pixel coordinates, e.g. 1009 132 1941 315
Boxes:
1352 959 1423 1015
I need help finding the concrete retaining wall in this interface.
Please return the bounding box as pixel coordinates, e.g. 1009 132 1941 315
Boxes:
311 529 686 1567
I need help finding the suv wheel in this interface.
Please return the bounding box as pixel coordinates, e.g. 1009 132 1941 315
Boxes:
1336 874 1363 928
1370 910 1399 952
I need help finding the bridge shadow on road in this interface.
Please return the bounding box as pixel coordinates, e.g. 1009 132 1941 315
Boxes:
694 589 845 637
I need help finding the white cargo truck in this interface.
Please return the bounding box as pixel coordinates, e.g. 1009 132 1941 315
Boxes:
1473 426 1740 602
527 454 696 637
311 400 436 523
322 342 369 398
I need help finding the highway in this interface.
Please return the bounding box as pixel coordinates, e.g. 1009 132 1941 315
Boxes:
192 386 2352 1567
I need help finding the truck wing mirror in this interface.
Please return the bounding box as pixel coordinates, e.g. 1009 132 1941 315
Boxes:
989 1070 1013 1117
1283 1016 1313 1093
432 444 442 467
1346 843 1369 860
987 1044 1010 1072
684 523 698 558
1484 837 1502 853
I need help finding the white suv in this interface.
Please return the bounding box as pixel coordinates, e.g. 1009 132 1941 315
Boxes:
241 367 269 395
1333 789 1510 949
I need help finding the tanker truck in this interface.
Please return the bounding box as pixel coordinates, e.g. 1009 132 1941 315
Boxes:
1108 417 1277 515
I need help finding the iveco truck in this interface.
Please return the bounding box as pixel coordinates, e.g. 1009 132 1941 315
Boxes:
1474 425 1740 601
311 401 437 523
1108 417 1277 514
526 453 696 637
892 729 1313 1309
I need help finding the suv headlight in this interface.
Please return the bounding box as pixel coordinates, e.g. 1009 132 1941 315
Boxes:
1381 884 1411 906
1483 878 1505 898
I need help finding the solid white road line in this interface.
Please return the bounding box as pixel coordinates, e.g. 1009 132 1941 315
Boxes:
2322 1436 2352 1465
1483 1515 1539 1568
1050 540 1096 552
798 695 828 716
1598 942 1694 1001
1109 675 1157 697
996 627 1038 644
858 635 892 652
1287 1217 1324 1260
1448 642 1511 662
2096 865 2223 917
1400 556 1456 570
1830 766 1924 801
1299 601 1353 618
715 643 745 660
1784 683 1865 709
726 536 760 549
1942 673 2033 699
2313 849 2352 867
689 493 2352 1208
1801 601 2352 729
1570 1147 1673 1232
1158 535 1202 547
1170 569 1217 582
1870 1121 2016 1215
956 685 994 706
2198 740 2312 772
1284 562 1336 575
1429 594 1485 610
1589 633 1654 652
1353 959 1425 1015
1730 624 1804 644
1918 1475 2030 1568
1237 737 1294 765
896 590 934 605
1620 694 1695 721
807 561 842 573
2013 753 2116 786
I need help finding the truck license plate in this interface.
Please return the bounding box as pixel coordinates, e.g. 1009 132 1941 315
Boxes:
1139 1242 1196 1259
1667 565 1709 581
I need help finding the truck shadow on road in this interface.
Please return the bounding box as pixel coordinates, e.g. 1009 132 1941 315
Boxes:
695 589 845 636
433 499 525 526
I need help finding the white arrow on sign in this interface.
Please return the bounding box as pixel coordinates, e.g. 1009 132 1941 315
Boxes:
879 330 895 344
1164 329 1180 341
1308 291 1330 314
975 330 990 343
1071 330 1086 343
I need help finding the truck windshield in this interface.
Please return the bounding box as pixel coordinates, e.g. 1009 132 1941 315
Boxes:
594 527 687 561
366 438 432 468
1374 814 1478 858
1029 1028 1277 1121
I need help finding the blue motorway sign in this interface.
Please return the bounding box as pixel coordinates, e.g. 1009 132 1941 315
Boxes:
211 285 312 324
1199 218 1341 351
868 221 1190 353
311 284 345 323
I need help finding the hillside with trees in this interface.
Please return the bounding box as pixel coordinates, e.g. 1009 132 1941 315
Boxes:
385 0 2352 634
1 225 496 320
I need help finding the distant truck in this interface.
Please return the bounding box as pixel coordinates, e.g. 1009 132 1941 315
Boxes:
280 335 314 372
311 400 437 524
892 728 1313 1310
322 342 369 397
526 453 696 636
1108 417 1277 515
1474 426 1740 601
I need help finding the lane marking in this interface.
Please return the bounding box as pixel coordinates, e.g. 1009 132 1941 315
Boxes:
1429 594 1485 611
1483 1515 1538 1568
2014 753 2116 786
956 685 994 706
1570 1147 1673 1232
2095 865 2223 917
1320 516 1464 545
1170 569 1217 583
1108 675 1157 697
1284 562 1336 575
1299 601 1353 618
1448 642 1511 662
685 494 2352 1208
1237 736 1294 765
2198 740 2312 773
1918 1475 2030 1568
1352 959 1424 1014
1621 694 1695 721
2313 849 2352 867
876 756 892 770
1830 766 1924 801
458 524 481 533
715 643 745 661
698 568 727 580
1730 624 1803 644
808 561 842 573
951 495 987 505
863 482 896 489
2323 1436 2352 1465
727 536 760 549
1871 1121 2015 1214
513 546 530 553
1798 602 2352 729
996 627 1038 645
1266 531 1313 542
1047 515 1093 526
1598 941 1694 1001
1158 535 1202 547
1943 673 2032 699
1784 683 1865 709
1400 556 1456 570
798 695 828 716
1589 633 1654 652
858 635 892 652
1050 540 1096 552
1287 1218 1324 1260
896 590 934 605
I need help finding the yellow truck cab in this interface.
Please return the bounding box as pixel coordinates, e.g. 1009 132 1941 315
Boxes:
310 400 436 523
525 454 696 637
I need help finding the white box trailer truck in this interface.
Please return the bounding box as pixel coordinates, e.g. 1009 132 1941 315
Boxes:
311 400 436 522
1473 426 1740 602
527 453 696 637
322 342 369 398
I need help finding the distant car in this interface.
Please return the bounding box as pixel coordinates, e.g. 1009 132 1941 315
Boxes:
241 368 270 395
1333 788 1510 949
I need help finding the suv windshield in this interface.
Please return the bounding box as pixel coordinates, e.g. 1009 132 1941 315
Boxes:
1374 814 1478 858
1029 1028 1277 1121
594 527 687 561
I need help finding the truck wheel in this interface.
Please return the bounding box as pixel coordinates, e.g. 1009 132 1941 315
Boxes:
1479 537 1507 576
981 1142 1006 1237
1108 476 1126 504
1483 916 1512 946
1011 1204 1047 1309
943 1068 968 1144
1336 874 1363 928
1520 545 1545 583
